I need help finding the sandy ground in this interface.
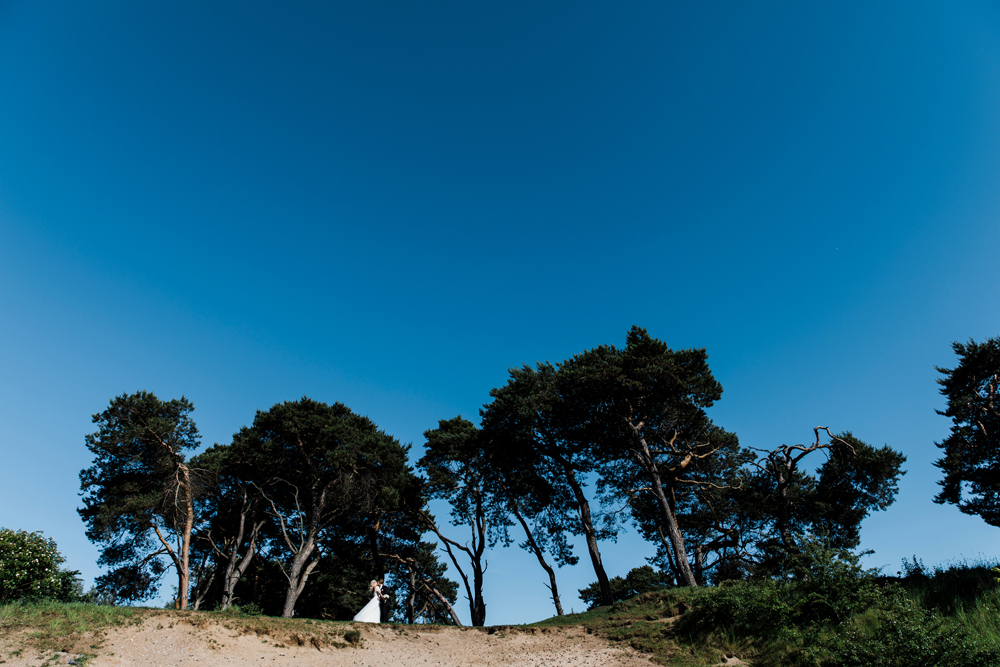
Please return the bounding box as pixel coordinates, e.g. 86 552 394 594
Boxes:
1 617 661 667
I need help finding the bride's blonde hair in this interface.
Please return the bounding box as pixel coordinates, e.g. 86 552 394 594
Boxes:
369 579 379 592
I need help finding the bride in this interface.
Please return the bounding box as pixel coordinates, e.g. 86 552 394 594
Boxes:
352 579 386 623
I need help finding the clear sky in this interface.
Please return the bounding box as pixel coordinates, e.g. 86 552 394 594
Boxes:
2 1 1000 626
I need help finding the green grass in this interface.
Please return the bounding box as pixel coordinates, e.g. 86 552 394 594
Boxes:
531 588 733 666
0 600 141 654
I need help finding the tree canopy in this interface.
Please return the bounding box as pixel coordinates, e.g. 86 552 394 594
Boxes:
418 416 512 626
78 391 203 607
79 393 456 621
559 326 744 587
230 397 418 617
742 428 906 576
935 337 1000 526
480 362 618 605
75 327 914 619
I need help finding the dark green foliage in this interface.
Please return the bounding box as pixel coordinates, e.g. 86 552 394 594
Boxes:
559 326 746 588
481 327 744 601
227 556 289 616
833 589 999 667
681 554 1000 667
226 601 264 617
935 337 1000 525
809 433 907 551
76 391 458 620
481 327 903 595
544 556 1000 667
743 430 906 577
480 365 597 609
899 559 999 614
78 391 203 605
674 542 879 644
769 539 881 625
673 580 794 641
578 565 673 610
231 397 422 617
419 416 512 558
187 441 274 611
625 424 752 585
479 362 606 550
286 553 370 620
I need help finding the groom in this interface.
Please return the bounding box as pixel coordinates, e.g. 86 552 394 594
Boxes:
378 582 392 623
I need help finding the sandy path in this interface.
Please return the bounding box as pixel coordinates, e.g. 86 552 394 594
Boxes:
2 618 658 667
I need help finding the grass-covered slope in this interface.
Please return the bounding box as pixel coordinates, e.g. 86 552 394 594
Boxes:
532 562 1000 667
5 561 1000 667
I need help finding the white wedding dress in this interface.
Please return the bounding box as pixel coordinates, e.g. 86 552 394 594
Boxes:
353 591 382 623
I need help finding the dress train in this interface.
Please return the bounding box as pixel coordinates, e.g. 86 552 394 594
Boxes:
353 594 381 623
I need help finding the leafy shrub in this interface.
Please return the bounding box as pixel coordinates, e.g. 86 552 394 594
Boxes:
0 528 81 602
834 587 1000 667
678 575 1000 667
673 580 793 641
233 602 264 617
676 540 881 644
783 540 882 625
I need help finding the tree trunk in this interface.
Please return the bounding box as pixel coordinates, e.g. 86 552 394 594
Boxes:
220 518 262 610
420 495 488 626
281 534 319 617
693 545 704 586
657 526 681 586
471 561 486 626
637 443 698 587
407 570 417 624
425 582 463 626
561 464 614 606
470 493 487 626
189 549 217 611
191 569 215 611
178 463 194 609
511 502 563 616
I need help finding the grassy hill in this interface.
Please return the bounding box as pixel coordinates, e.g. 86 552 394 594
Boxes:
4 560 1000 667
531 560 1000 666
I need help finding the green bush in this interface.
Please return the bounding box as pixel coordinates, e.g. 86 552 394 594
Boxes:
675 573 1000 667
834 587 1000 667
225 602 264 617
0 528 81 602
783 542 882 625
675 540 881 644
674 580 794 641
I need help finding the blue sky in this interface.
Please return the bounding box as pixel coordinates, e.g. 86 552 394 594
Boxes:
2 1 1000 625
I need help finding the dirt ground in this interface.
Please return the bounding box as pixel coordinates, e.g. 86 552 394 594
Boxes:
0 616 661 667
